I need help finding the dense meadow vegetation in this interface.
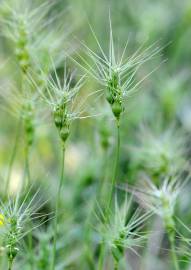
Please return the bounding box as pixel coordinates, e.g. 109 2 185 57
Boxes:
0 0 191 269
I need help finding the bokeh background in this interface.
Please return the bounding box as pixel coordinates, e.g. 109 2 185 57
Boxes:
0 0 191 269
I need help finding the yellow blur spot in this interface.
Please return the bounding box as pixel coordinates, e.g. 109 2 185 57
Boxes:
0 214 5 226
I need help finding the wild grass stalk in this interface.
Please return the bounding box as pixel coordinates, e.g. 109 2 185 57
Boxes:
51 147 65 270
169 233 179 270
107 120 120 211
34 62 86 269
74 17 161 221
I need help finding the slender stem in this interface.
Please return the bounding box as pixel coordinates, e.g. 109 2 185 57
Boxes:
24 145 31 188
8 259 13 270
97 243 105 270
5 116 22 194
51 146 65 270
24 145 34 269
114 261 119 270
107 120 120 213
98 149 109 200
82 152 109 270
28 232 34 270
169 234 179 270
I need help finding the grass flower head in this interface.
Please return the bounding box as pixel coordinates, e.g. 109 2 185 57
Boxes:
131 126 187 178
0 188 48 267
75 17 161 121
97 196 150 265
34 61 86 146
133 172 190 236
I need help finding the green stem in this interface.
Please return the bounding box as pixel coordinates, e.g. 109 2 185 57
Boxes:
8 259 13 270
24 145 34 269
25 145 31 188
98 149 109 200
28 221 34 270
83 151 109 270
97 243 105 270
51 146 65 270
5 116 22 194
107 120 120 214
169 235 179 270
114 260 119 270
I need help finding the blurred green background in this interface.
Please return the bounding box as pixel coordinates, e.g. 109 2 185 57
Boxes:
0 0 191 269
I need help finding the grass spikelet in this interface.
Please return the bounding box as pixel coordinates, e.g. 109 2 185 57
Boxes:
96 195 151 269
0 187 47 269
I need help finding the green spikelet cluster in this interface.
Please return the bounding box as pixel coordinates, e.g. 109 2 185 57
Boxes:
15 18 30 73
111 230 126 263
160 193 175 238
6 217 20 268
106 71 124 120
23 102 35 148
53 101 70 146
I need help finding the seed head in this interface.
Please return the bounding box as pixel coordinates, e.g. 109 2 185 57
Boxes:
33 60 85 146
132 172 190 235
131 125 187 178
74 16 161 121
0 188 49 264
96 196 150 263
0 81 39 149
0 0 71 74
